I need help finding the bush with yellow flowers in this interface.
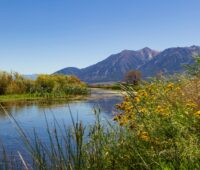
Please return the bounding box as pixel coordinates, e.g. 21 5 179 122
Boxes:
114 78 200 165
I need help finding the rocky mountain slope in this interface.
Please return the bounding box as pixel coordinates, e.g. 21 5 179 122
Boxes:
55 47 159 83
140 46 200 78
54 46 200 83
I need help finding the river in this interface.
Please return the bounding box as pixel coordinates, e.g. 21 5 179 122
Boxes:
0 88 123 156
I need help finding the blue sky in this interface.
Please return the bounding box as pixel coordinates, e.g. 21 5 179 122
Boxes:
0 0 200 74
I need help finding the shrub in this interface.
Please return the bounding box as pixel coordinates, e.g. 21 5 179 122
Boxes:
0 71 88 97
33 74 88 97
114 78 200 168
0 72 12 95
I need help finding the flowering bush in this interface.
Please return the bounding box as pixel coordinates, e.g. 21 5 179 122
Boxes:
114 78 200 164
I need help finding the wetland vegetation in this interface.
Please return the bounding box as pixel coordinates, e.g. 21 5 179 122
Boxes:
0 72 89 101
0 59 200 169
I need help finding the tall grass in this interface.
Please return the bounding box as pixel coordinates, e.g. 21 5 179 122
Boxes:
0 100 199 170
0 72 89 99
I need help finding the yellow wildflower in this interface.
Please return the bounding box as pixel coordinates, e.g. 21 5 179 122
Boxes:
116 104 123 110
140 90 148 97
113 114 122 121
119 122 124 126
139 131 150 141
167 83 174 90
147 85 153 92
195 110 200 117
139 107 148 113
165 83 174 92
134 97 140 103
119 120 127 126
186 102 197 109
156 106 164 113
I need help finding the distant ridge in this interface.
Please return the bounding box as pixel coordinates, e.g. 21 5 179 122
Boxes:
54 45 200 83
140 46 200 78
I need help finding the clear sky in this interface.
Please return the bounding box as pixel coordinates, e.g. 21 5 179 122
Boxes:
0 0 200 74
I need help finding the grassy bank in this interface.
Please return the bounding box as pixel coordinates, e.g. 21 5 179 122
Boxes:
0 94 43 102
0 93 89 102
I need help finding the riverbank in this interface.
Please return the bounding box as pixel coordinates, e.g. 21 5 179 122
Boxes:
0 93 90 102
0 88 125 102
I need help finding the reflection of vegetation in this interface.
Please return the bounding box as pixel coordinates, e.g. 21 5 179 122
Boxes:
0 100 73 117
0 72 88 101
88 97 122 115
0 92 122 118
0 101 36 117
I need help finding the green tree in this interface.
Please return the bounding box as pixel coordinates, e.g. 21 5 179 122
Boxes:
185 56 200 77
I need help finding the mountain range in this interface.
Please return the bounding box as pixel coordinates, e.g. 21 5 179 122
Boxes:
54 45 200 83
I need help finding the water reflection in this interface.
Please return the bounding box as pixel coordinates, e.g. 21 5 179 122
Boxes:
0 89 123 118
0 96 122 117
0 89 123 154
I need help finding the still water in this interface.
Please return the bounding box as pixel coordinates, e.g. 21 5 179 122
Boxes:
0 89 123 155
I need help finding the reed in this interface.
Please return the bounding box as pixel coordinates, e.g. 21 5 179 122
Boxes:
0 72 89 101
0 102 199 170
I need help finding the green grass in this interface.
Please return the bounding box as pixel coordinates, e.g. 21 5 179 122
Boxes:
0 94 43 101
0 85 90 102
0 92 90 102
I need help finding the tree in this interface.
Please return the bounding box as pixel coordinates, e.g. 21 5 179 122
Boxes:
185 56 200 77
124 70 141 85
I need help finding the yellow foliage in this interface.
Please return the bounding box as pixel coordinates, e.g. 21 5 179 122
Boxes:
195 110 200 117
114 77 200 147
139 131 150 141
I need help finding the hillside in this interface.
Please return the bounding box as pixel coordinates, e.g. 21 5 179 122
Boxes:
140 46 200 78
54 45 200 83
54 47 159 83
